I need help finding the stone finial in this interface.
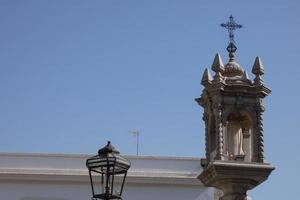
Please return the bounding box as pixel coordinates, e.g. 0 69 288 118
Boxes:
252 56 265 85
212 53 224 73
252 56 265 75
211 53 224 82
242 71 249 80
201 68 212 86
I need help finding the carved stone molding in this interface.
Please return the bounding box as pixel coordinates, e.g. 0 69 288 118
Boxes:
198 161 274 200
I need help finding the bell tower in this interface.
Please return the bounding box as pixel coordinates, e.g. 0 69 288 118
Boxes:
197 16 274 200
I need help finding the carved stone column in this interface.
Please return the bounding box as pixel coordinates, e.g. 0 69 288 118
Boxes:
256 104 265 163
215 103 224 160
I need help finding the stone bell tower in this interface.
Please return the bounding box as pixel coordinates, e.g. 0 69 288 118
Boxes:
196 16 274 200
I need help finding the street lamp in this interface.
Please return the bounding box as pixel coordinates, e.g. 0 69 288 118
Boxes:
86 141 131 200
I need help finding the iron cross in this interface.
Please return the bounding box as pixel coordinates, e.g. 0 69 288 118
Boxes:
221 15 242 44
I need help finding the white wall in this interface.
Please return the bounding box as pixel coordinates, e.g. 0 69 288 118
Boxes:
0 153 215 200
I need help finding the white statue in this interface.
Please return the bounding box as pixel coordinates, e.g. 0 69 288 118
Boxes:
236 127 244 155
226 121 244 157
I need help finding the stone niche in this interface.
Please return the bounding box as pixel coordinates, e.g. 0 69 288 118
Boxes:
197 51 275 200
223 110 252 162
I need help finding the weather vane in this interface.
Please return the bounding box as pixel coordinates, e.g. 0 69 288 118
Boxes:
221 15 242 53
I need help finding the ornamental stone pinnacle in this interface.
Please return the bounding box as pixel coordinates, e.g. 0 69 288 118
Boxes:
241 71 251 84
196 16 274 200
242 71 249 80
201 68 212 86
252 56 265 75
252 56 265 85
211 53 224 73
211 53 224 82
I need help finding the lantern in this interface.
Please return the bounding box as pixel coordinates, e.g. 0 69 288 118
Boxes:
86 141 131 200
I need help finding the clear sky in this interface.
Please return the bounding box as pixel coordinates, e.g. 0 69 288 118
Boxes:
0 0 299 199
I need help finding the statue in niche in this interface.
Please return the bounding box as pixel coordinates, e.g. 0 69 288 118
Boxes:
225 112 251 161
226 122 244 157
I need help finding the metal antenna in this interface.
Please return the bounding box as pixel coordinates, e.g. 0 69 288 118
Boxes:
221 15 242 54
129 130 140 156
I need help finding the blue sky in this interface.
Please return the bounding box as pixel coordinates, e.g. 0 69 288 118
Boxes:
0 1 299 199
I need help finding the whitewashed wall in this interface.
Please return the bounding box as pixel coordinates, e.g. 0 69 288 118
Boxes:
0 153 215 200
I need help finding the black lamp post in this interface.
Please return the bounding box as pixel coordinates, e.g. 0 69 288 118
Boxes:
86 141 131 200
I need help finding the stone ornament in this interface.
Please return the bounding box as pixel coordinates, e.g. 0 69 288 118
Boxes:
196 16 274 200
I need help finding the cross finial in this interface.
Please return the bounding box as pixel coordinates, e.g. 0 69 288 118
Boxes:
221 16 242 54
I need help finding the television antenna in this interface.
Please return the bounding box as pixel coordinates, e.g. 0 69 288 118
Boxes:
129 130 140 156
